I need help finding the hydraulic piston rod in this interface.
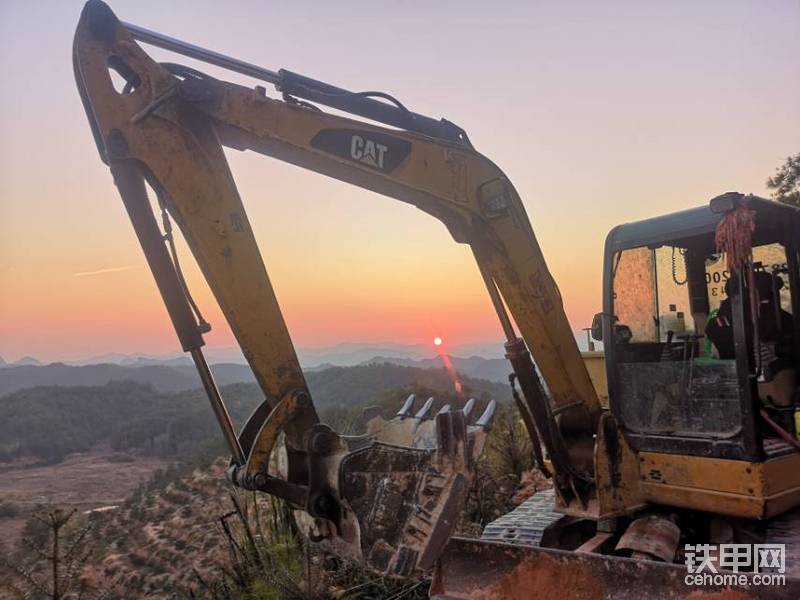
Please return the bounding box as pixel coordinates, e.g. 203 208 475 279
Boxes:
121 22 467 143
122 22 281 85
108 158 245 466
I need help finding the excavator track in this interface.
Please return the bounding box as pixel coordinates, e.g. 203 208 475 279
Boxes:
480 489 562 548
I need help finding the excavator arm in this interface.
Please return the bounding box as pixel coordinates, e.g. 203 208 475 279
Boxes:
73 0 601 577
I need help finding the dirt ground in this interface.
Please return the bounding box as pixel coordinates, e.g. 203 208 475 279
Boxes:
0 450 171 550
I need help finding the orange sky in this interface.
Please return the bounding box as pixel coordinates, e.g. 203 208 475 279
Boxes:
1 1 798 362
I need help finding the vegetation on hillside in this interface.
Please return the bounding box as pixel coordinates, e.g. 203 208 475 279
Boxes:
198 491 428 600
0 363 511 465
0 363 536 598
0 382 262 464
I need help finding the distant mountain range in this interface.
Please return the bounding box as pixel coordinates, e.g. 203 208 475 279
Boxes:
0 341 507 370
2 334 600 372
0 355 42 367
42 341 507 369
0 335 605 397
0 343 460 369
0 354 514 398
0 362 255 397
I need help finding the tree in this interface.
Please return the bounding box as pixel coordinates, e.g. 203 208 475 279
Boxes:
766 153 800 207
2 507 98 599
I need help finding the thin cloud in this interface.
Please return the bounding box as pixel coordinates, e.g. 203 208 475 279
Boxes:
73 266 132 278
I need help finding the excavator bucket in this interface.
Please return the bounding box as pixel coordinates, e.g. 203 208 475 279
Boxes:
230 391 498 579
432 537 800 599
325 397 498 577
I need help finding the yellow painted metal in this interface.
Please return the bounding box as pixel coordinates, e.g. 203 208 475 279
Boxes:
639 451 800 519
73 10 318 452
639 452 762 494
581 352 607 408
763 453 800 517
208 80 601 423
245 392 305 477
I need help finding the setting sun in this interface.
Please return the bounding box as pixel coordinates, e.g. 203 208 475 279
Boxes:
433 337 443 346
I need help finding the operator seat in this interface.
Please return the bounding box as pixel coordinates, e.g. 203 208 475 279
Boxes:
705 272 796 407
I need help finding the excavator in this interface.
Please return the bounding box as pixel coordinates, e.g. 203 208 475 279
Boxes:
73 2 800 597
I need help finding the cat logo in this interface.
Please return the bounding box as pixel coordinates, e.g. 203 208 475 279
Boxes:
350 135 388 170
310 128 412 174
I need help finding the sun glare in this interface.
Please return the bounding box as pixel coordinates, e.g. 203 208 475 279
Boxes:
433 337 443 346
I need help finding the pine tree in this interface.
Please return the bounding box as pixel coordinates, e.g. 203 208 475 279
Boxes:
2 507 101 599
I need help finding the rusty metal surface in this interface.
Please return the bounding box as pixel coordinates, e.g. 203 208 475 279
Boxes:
244 391 306 478
339 410 480 577
616 515 680 562
432 537 800 599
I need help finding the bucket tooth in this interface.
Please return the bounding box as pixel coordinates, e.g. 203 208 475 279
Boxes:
437 404 452 415
462 398 476 420
397 394 416 418
476 399 497 430
414 397 435 419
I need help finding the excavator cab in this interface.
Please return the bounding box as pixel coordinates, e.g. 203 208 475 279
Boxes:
597 193 800 514
600 194 800 458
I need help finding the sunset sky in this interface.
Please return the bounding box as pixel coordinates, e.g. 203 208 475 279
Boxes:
1 1 798 363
